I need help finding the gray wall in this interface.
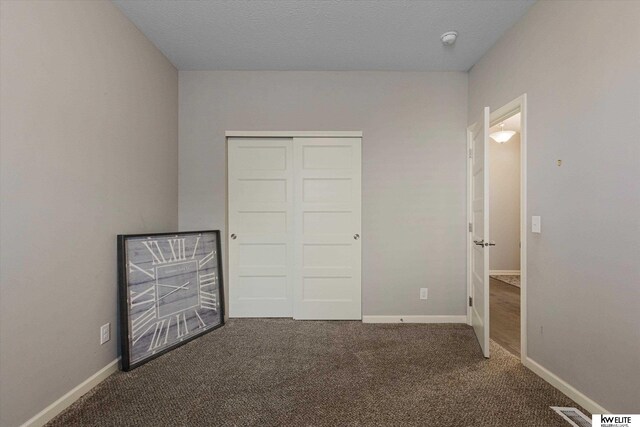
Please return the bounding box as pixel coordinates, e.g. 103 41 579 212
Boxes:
0 1 178 425
179 71 468 317
469 0 640 412
489 133 520 271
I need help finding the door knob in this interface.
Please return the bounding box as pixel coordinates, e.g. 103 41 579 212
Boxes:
474 240 484 246
230 234 237 240
354 234 360 240
486 241 496 247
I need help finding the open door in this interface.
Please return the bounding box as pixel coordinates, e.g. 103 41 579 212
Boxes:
470 107 491 357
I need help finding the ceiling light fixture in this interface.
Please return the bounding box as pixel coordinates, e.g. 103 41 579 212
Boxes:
440 31 458 46
490 123 516 144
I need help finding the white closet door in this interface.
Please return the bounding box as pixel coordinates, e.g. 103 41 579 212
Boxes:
228 138 294 317
293 138 362 320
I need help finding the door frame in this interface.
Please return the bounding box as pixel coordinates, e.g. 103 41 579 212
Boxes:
225 131 363 319
466 94 527 362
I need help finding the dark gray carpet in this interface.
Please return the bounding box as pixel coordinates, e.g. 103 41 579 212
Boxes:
48 319 586 426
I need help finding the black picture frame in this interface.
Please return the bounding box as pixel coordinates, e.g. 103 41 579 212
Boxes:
117 230 225 371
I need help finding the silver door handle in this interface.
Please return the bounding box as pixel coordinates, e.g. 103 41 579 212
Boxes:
486 241 496 247
230 234 237 240
474 240 484 246
354 234 360 240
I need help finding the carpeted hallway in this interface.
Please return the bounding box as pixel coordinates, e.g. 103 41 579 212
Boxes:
48 319 586 426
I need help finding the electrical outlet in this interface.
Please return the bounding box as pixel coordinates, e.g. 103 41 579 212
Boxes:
100 323 110 345
420 288 428 300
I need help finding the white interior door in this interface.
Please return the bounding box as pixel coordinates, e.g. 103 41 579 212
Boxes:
293 138 362 320
471 107 491 357
228 138 294 317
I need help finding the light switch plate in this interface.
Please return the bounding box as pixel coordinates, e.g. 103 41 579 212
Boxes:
532 216 541 233
100 323 110 345
420 288 428 300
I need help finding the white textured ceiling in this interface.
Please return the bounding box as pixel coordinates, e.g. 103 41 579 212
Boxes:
113 0 535 71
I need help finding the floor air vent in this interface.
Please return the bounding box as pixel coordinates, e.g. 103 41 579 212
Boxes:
551 407 592 427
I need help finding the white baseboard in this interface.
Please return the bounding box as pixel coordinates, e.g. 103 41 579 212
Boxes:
489 270 521 276
362 315 467 324
21 358 120 427
524 357 609 415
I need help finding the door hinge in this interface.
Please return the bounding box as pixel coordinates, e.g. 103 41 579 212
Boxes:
468 222 473 232
468 148 473 159
469 297 473 307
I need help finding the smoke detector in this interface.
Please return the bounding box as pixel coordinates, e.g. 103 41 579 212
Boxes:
440 31 458 46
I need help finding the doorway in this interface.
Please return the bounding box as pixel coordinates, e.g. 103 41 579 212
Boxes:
488 111 522 357
467 95 527 361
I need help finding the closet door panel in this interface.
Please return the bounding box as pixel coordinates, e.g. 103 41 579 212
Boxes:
293 138 362 320
228 138 294 317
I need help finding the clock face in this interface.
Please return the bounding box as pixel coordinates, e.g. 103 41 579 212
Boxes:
122 232 222 366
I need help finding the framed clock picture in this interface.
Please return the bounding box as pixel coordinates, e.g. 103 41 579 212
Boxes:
117 230 224 371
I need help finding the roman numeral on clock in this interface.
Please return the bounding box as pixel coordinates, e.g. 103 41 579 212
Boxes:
175 313 189 338
191 236 200 259
200 290 217 311
194 310 206 328
148 319 167 351
142 240 167 265
129 261 155 279
130 286 155 307
199 272 216 287
168 238 186 262
131 306 157 345
199 251 215 268
143 239 192 265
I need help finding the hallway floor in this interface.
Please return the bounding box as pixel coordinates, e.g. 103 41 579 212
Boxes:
490 277 521 357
